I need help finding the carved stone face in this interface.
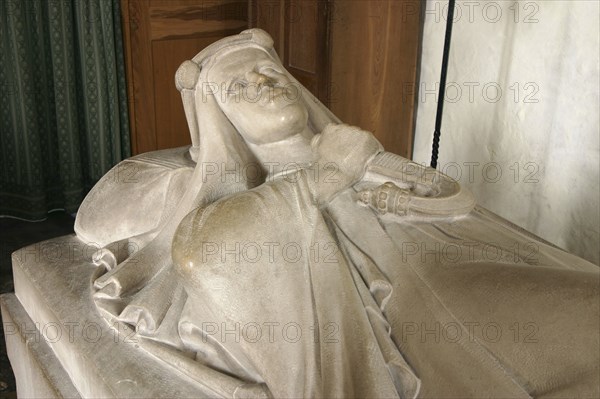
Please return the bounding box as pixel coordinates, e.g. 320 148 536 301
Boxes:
208 47 309 145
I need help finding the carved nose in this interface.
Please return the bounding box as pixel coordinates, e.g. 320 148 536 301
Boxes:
246 71 268 84
256 74 268 85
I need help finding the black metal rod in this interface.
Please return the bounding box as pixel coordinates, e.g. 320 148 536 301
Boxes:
430 0 456 169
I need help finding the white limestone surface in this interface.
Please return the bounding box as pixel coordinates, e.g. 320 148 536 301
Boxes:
413 0 600 264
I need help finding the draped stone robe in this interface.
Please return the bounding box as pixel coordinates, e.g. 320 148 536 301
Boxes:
172 161 599 398
172 169 421 398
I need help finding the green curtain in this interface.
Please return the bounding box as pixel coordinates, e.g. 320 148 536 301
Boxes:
0 0 130 220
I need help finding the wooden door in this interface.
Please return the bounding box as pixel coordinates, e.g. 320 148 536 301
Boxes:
329 1 423 158
251 0 422 158
122 0 249 154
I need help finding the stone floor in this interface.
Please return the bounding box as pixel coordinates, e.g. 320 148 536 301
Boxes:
0 211 75 398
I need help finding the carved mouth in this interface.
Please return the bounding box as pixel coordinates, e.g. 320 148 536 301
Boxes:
259 86 295 105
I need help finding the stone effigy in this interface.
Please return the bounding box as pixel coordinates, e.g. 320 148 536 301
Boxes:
2 29 599 398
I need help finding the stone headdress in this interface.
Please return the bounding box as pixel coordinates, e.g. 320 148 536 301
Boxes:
175 28 339 163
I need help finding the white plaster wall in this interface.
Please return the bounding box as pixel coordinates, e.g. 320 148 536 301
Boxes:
413 0 599 264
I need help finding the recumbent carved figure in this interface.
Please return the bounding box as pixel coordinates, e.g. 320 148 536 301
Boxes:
74 29 599 398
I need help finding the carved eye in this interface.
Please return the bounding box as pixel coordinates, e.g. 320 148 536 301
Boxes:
258 66 283 76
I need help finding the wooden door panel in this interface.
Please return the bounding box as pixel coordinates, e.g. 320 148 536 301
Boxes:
249 0 284 56
148 1 248 40
329 0 422 158
251 0 422 158
286 0 318 73
285 0 329 103
122 0 248 154
126 0 156 155
152 37 221 150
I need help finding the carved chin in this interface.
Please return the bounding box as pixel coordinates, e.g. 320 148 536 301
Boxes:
274 104 308 134
246 103 309 144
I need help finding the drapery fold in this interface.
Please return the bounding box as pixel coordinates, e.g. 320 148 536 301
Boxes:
0 0 130 219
